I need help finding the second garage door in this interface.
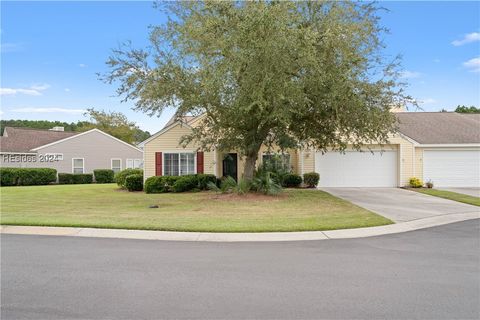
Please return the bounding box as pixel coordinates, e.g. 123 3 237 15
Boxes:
423 150 480 187
315 150 398 187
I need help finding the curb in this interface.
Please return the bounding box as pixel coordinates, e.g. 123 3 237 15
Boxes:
1 212 479 242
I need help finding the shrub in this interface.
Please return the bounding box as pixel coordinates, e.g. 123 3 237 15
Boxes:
208 176 237 194
282 173 302 188
172 175 199 193
58 173 74 184
16 168 57 186
0 168 56 186
145 176 165 193
409 177 423 188
197 174 217 190
58 173 93 184
252 172 282 195
73 174 93 184
0 168 19 186
125 173 143 191
94 169 114 183
115 169 143 188
144 175 182 194
303 172 320 188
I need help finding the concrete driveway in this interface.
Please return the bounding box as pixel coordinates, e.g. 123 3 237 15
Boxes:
320 188 480 222
441 188 480 197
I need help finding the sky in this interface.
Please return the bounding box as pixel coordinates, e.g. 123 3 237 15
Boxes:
1 1 479 134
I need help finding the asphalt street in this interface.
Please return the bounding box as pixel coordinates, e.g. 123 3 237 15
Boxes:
2 220 479 319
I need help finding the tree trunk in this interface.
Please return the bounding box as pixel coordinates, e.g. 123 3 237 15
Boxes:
243 153 258 181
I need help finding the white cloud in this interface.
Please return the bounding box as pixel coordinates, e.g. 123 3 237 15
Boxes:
0 84 50 96
11 107 86 114
452 32 480 46
399 70 422 79
463 57 480 73
64 88 71 92
79 64 87 68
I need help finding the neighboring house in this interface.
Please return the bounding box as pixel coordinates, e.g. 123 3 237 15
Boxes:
140 112 480 188
0 127 143 174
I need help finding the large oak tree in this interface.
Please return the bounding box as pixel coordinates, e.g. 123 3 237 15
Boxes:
103 1 412 180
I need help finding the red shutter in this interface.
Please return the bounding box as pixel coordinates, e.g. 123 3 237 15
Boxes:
197 152 204 174
155 152 162 176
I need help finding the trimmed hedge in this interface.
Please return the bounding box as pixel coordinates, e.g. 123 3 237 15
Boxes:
58 173 93 184
115 169 143 189
145 176 181 194
144 174 216 193
282 173 302 188
172 175 199 193
0 168 19 186
303 172 320 188
125 174 143 191
94 169 115 183
0 168 57 186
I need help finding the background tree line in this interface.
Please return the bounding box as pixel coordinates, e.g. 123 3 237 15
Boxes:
0 109 151 144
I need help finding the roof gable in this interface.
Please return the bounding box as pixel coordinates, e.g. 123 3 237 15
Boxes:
0 127 79 153
32 128 143 152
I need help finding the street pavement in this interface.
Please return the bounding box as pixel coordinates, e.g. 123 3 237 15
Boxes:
1 220 479 319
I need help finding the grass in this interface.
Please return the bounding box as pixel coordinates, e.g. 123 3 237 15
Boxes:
0 184 393 232
411 188 480 207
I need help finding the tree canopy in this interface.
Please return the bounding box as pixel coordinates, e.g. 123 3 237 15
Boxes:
1 110 150 144
103 1 412 179
81 108 150 144
455 105 479 113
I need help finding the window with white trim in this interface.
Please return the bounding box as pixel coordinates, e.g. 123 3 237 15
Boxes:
72 158 84 174
164 153 195 176
126 159 143 169
111 159 122 173
262 153 291 172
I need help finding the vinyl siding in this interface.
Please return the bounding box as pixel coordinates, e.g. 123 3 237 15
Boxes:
143 123 216 179
0 130 143 174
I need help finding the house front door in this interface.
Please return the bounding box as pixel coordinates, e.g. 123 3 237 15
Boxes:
222 153 238 181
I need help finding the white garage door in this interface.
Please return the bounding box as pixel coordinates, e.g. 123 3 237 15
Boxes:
423 150 480 187
315 150 398 187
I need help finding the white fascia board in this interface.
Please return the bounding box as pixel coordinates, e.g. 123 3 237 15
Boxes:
417 143 480 148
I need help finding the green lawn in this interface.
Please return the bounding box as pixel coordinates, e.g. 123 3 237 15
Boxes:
411 188 480 207
0 184 392 232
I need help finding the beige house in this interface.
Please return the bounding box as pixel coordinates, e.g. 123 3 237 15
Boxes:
141 112 480 188
0 127 143 175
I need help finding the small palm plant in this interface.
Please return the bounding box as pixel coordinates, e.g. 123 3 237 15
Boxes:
251 171 282 195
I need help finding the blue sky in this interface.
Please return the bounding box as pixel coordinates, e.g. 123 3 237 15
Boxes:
1 1 479 134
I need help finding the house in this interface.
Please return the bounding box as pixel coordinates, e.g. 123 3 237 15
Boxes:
139 112 480 188
0 127 143 174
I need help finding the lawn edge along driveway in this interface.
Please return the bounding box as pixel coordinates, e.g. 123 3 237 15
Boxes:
0 184 393 233
409 188 480 207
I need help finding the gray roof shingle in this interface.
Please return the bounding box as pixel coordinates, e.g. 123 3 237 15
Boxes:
395 112 480 144
0 127 79 153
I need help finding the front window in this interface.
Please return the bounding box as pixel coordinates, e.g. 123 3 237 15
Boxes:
262 153 291 172
111 159 122 173
127 159 143 169
164 153 195 176
72 158 84 174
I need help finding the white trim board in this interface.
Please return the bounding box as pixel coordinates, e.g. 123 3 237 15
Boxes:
32 128 143 153
72 158 85 174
